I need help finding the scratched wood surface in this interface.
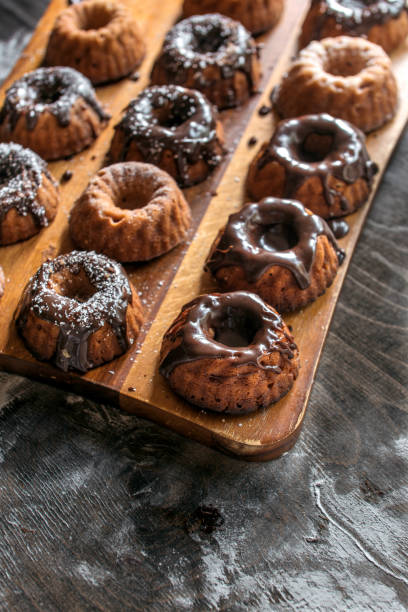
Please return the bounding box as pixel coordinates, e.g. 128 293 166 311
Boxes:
0 2 407 609
0 0 407 461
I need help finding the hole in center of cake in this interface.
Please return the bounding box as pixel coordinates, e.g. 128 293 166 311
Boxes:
155 99 195 128
259 223 298 252
325 51 366 77
211 308 260 347
117 185 152 210
51 270 97 303
194 26 227 54
79 8 113 31
0 162 20 185
37 82 64 105
299 132 334 162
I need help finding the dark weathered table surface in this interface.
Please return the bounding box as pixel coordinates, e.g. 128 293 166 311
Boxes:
0 2 407 610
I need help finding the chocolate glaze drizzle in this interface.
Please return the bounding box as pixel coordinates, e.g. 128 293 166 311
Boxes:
0 143 53 229
308 0 407 38
0 67 109 132
160 292 297 377
113 85 224 187
327 218 350 238
206 198 345 289
151 14 259 107
17 251 132 373
258 113 378 214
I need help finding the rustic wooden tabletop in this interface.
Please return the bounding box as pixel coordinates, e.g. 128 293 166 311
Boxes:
0 1 407 610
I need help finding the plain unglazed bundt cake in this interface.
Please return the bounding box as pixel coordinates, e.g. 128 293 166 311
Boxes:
69 162 192 262
272 36 398 133
44 0 145 84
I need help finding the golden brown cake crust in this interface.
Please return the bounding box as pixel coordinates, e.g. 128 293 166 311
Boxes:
0 67 110 161
273 36 398 133
159 292 300 414
182 0 284 35
205 199 344 313
246 114 378 219
44 0 145 84
0 143 59 245
69 162 192 262
150 14 261 110
15 251 144 372
0 266 5 301
109 85 225 188
300 0 408 54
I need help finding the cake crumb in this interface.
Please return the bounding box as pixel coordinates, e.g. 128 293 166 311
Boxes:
258 105 272 117
60 170 73 184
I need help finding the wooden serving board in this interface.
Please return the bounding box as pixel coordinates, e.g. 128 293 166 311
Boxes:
0 0 407 460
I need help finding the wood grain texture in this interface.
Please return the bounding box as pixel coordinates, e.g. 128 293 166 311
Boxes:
0 2 407 609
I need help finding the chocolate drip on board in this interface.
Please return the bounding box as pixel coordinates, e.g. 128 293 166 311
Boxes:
0 67 110 132
206 198 345 289
114 85 224 187
0 143 53 229
17 251 132 373
151 14 259 106
307 0 407 39
258 114 378 214
160 292 297 377
327 218 350 238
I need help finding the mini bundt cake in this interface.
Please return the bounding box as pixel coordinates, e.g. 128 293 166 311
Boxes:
109 85 225 188
0 143 59 245
44 0 146 84
246 114 378 218
206 198 345 312
182 0 284 35
15 250 144 372
150 14 261 110
160 291 300 414
69 162 192 262
300 0 408 54
272 36 398 133
0 67 110 161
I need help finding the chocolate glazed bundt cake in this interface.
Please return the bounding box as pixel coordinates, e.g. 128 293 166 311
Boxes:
247 114 378 219
160 291 300 414
272 36 398 133
151 14 261 110
182 0 284 35
15 251 144 373
0 67 110 160
69 162 192 262
109 85 225 188
206 198 345 312
0 143 59 245
45 0 146 84
300 0 408 54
